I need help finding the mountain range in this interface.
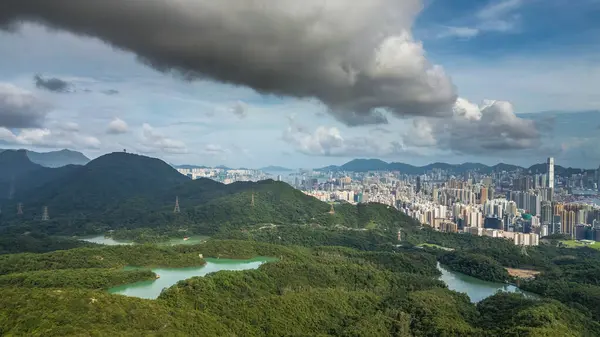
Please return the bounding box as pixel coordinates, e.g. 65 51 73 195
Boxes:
0 151 414 236
0 148 89 168
259 166 293 172
317 159 594 176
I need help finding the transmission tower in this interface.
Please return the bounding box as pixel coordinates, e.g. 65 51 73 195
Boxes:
41 206 49 221
174 196 180 213
17 203 23 215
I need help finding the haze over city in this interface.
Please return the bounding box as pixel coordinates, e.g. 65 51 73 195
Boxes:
1 0 598 169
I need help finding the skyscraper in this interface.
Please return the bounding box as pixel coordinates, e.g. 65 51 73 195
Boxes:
597 164 600 192
547 157 554 189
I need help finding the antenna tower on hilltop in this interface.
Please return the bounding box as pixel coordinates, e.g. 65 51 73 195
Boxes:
41 206 49 221
17 203 23 215
174 196 180 213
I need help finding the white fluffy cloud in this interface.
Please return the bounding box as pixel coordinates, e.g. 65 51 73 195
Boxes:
402 98 540 155
0 83 50 128
0 126 101 149
283 116 408 157
140 123 187 154
107 117 128 134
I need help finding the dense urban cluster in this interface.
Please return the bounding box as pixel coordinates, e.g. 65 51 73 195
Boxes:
181 158 600 248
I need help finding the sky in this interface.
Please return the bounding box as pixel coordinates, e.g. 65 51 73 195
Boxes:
0 0 599 169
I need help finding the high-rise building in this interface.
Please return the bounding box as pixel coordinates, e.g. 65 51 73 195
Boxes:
416 176 421 194
562 210 576 237
547 157 554 189
541 201 552 225
597 165 600 192
488 188 495 201
480 187 488 205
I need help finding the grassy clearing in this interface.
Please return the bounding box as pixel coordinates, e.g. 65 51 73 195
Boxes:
560 240 600 250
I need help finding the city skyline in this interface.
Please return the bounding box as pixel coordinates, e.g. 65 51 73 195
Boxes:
1 1 599 169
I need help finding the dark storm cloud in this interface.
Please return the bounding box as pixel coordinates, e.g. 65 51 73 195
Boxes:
34 74 72 93
0 83 50 128
0 0 458 126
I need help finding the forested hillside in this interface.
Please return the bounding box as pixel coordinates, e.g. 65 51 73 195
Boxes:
1 239 598 336
0 152 418 242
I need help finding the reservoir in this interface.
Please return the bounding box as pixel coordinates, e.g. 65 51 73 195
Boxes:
80 235 209 246
437 262 534 302
108 257 275 299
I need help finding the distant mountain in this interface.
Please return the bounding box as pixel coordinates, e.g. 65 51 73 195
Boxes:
340 159 390 172
172 164 209 170
260 166 293 172
26 149 89 168
0 149 90 168
317 159 592 176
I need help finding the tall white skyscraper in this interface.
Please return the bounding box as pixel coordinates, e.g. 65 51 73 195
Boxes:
547 157 554 189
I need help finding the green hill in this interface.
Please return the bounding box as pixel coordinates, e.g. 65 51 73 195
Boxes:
0 150 79 201
0 153 416 237
8 152 189 217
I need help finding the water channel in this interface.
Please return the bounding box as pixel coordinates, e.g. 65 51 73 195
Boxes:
108 257 276 299
437 262 535 303
88 235 534 302
80 235 209 246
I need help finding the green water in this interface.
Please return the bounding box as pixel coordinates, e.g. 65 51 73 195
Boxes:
80 235 209 246
108 257 276 299
437 263 536 303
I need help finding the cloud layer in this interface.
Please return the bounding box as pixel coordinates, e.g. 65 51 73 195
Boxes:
0 0 457 125
140 123 186 154
0 126 101 149
0 83 49 128
403 98 540 155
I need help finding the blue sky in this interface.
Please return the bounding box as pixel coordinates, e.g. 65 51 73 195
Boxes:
0 0 598 169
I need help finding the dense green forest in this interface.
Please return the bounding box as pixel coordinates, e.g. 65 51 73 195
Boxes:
439 251 511 283
1 239 599 336
0 268 156 289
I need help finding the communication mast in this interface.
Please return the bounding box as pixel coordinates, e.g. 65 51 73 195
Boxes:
174 196 180 213
41 206 49 221
17 203 23 215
